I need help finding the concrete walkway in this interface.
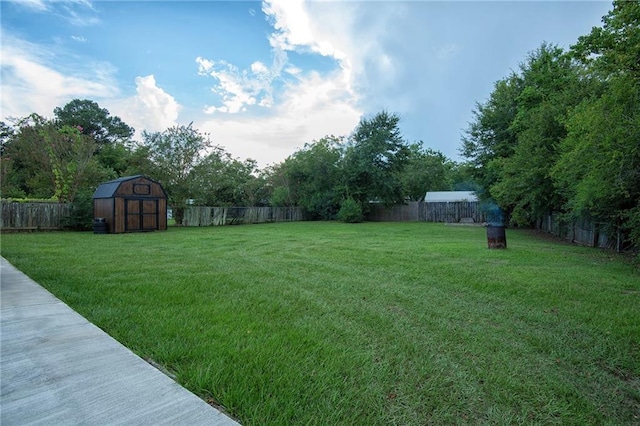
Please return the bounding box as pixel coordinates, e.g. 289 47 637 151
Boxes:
1 257 240 425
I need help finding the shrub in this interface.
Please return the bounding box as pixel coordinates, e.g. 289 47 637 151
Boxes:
338 197 364 223
63 190 94 231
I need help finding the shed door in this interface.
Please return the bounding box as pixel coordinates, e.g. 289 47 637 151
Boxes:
125 199 158 232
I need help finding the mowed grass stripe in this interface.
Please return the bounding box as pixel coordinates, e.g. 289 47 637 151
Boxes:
1 222 638 425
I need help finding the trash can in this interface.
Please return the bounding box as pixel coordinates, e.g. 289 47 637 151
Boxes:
93 218 109 234
486 225 506 249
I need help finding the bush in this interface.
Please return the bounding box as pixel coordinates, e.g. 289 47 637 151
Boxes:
63 190 94 230
337 197 364 223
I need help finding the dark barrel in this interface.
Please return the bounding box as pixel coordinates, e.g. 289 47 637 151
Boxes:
486 225 506 249
93 218 109 234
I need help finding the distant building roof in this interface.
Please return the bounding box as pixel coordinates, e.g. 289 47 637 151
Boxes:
424 191 478 202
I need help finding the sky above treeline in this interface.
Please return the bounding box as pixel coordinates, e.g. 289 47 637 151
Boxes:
1 0 613 167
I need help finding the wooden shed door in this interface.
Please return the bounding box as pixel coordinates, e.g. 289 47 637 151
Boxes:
125 199 158 232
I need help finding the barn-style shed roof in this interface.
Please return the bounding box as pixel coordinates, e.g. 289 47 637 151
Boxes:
93 175 167 199
424 191 478 203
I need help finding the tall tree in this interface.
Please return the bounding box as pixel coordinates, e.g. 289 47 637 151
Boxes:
341 111 410 209
460 73 523 198
491 44 584 225
552 0 640 246
271 136 343 219
190 147 262 207
552 77 640 238
40 124 98 202
54 99 136 179
571 0 640 82
141 123 212 224
0 114 104 201
1 115 52 198
54 99 134 147
401 144 454 201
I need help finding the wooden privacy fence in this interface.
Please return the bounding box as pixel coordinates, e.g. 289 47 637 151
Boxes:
367 202 422 222
1 201 71 231
183 206 304 226
423 201 485 223
367 201 486 223
537 212 630 251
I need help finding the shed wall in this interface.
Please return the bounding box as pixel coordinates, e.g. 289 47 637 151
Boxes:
94 199 115 229
114 198 125 233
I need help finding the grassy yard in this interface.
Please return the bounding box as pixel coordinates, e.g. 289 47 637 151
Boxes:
1 222 639 425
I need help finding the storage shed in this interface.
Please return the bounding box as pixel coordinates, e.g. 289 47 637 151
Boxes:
424 191 478 203
93 175 168 233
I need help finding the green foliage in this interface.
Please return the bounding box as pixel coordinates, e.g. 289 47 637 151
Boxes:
0 197 57 203
266 116 460 218
95 141 135 177
2 100 136 202
491 44 583 226
337 197 364 223
41 124 97 203
552 76 640 237
54 99 134 147
190 148 265 207
62 190 94 231
460 2 640 247
571 0 640 81
141 123 212 224
402 144 454 200
4 100 460 223
461 73 522 194
268 137 343 219
342 111 410 207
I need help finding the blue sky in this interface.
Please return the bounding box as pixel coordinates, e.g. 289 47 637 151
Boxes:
1 0 612 167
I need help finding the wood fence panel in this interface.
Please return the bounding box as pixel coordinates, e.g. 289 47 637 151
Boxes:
367 202 485 223
367 202 421 222
1 201 71 231
424 201 485 223
538 213 619 249
184 206 303 226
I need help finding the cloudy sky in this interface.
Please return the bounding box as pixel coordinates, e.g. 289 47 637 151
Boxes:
1 0 612 167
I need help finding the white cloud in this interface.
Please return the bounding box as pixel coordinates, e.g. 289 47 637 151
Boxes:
192 0 370 166
262 0 347 61
198 69 361 167
63 6 100 27
107 75 181 134
10 0 100 26
259 0 409 105
71 35 87 42
250 61 268 75
0 33 177 137
0 33 115 120
12 0 48 12
196 57 274 114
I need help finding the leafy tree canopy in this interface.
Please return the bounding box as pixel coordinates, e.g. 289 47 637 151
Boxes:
140 123 212 224
54 99 134 147
342 111 410 208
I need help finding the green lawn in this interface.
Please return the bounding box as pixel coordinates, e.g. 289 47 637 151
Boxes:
1 222 639 425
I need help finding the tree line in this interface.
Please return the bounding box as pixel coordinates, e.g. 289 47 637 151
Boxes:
461 0 639 247
1 103 465 225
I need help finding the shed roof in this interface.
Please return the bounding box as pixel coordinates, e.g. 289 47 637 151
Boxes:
424 191 478 202
93 175 166 199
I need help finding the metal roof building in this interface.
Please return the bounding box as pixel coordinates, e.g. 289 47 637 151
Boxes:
424 191 478 203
